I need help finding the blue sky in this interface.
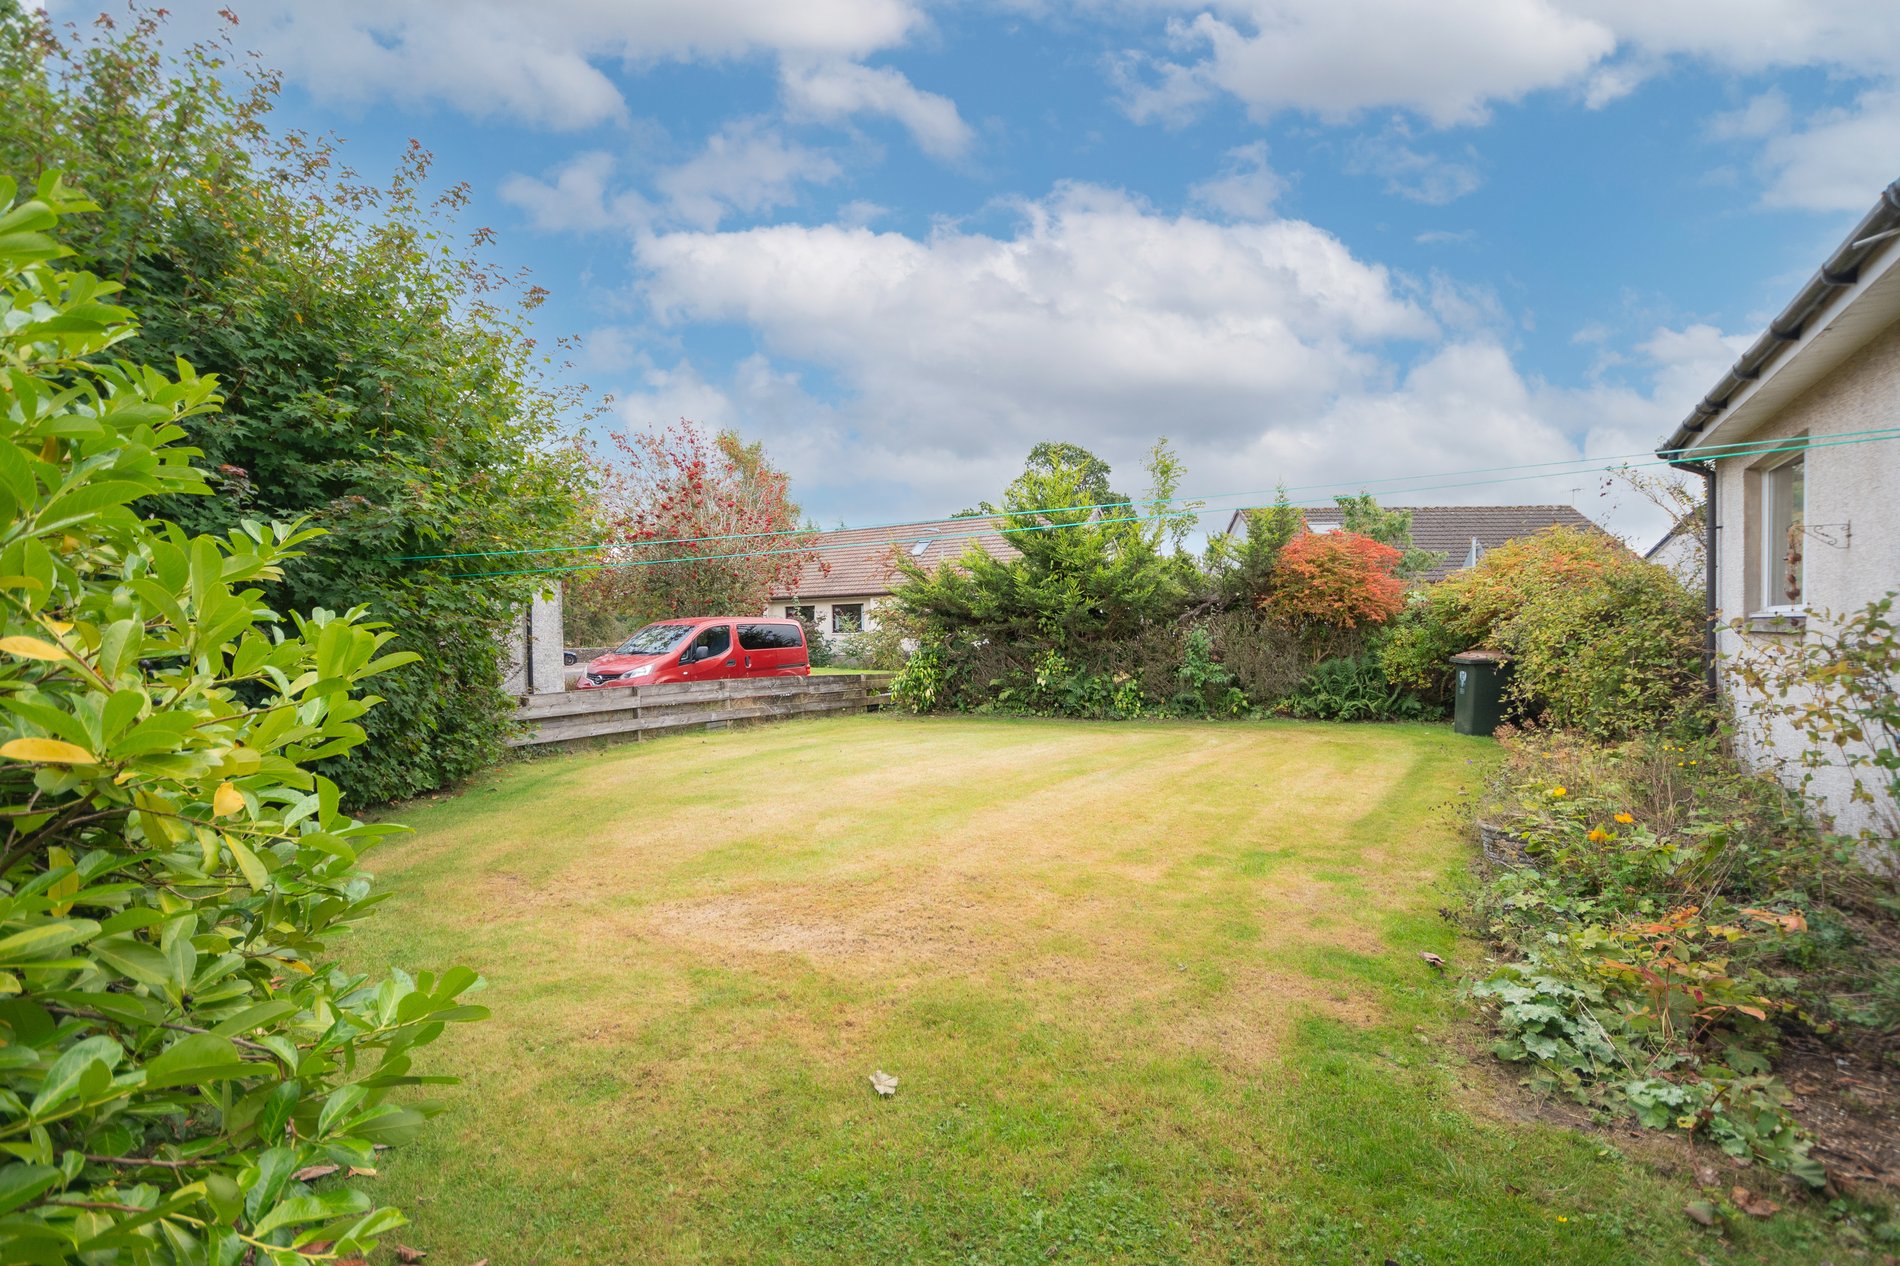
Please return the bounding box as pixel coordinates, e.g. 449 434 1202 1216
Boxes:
59 1 1900 542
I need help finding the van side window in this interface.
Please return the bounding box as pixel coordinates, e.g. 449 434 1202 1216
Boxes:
739 623 799 650
690 625 731 658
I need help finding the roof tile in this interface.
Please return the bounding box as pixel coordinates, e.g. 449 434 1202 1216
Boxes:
771 516 1018 599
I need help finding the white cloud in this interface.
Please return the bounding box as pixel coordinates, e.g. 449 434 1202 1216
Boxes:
499 152 651 233
780 59 975 160
1116 0 1615 128
614 184 1769 541
1707 88 1792 141
656 123 845 229
1188 142 1284 219
1111 0 1900 138
117 0 923 129
1344 132 1484 205
1751 89 1900 211
637 184 1435 468
501 125 843 233
1569 1 1900 82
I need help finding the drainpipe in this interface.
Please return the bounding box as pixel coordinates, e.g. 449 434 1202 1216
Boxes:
1668 457 1719 703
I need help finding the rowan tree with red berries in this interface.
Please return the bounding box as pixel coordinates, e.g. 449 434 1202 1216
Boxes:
568 419 821 641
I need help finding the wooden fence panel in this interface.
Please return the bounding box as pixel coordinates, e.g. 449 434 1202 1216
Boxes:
510 673 897 748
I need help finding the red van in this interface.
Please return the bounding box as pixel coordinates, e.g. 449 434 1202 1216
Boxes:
576 617 810 689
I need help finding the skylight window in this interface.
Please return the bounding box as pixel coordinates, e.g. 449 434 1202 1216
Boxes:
909 537 933 556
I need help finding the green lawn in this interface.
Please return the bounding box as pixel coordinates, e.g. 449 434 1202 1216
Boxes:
350 716 1869 1264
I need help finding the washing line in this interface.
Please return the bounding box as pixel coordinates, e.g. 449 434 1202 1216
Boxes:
393 424 1898 564
442 427 1897 581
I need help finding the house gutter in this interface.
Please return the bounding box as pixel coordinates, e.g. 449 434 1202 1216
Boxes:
1659 179 1900 459
1656 179 1900 703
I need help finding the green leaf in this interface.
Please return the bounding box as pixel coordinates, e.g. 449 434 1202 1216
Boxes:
89 935 174 991
0 920 99 965
31 480 152 534
224 835 270 892
252 1187 372 1237
0 1162 62 1215
143 1033 253 1090
28 1034 121 1117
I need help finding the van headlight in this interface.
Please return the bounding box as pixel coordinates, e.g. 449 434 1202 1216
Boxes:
618 664 655 679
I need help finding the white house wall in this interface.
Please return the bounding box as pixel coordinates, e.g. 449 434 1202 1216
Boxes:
764 593 890 645
1710 318 1900 839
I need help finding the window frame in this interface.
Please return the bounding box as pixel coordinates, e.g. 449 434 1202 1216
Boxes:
831 603 865 634
687 623 732 660
1754 451 1806 617
739 622 802 651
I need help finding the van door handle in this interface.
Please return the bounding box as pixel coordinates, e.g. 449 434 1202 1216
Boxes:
725 658 738 668
743 655 752 668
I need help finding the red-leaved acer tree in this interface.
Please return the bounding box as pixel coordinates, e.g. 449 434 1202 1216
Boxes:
571 420 821 638
1263 529 1405 631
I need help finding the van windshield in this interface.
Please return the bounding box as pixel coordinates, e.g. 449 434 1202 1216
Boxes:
615 623 696 655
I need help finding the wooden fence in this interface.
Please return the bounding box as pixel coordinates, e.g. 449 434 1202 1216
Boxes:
511 673 895 748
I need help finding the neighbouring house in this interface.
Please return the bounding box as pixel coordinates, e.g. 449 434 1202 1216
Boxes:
1221 503 1608 581
766 517 1018 646
1656 177 1900 838
1644 513 1706 589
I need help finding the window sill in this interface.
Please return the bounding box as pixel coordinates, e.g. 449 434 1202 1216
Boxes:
1744 608 1807 636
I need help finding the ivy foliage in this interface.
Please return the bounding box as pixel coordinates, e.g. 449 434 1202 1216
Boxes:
0 178 482 1263
0 7 592 805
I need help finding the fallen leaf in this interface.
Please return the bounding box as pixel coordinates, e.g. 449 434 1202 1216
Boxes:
1693 1164 1718 1188
396 1248 428 1264
292 1164 340 1182
1684 1201 1717 1227
870 1070 898 1098
348 1166 378 1177
1730 1186 1779 1218
1418 952 1446 970
1740 907 1808 933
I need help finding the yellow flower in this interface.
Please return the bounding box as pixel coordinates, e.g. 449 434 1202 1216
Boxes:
1587 826 1612 844
1549 786 1567 797
1614 812 1634 824
1676 1115 1697 1130
1556 1216 1569 1224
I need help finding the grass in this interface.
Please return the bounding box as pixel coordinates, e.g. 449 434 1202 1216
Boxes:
349 715 1881 1264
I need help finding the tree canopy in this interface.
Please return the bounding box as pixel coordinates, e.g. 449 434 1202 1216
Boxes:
0 6 593 804
0 173 481 1266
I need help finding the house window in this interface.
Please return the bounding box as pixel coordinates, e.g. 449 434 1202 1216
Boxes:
1758 454 1805 609
783 604 815 623
832 603 864 634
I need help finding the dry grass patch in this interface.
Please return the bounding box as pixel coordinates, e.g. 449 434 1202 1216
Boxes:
346 716 1878 1265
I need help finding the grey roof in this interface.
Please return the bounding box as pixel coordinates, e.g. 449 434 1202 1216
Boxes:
770 516 1017 600
1221 503 1610 582
1661 180 1900 458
